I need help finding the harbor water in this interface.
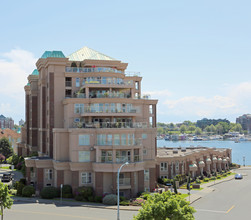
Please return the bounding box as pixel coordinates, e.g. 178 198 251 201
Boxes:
157 140 251 165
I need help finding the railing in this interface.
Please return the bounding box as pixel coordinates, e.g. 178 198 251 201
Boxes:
81 106 140 114
83 79 133 86
100 156 113 163
116 156 131 163
96 138 142 147
125 71 141 77
65 67 123 74
72 121 150 129
119 178 131 186
134 94 151 100
134 155 141 162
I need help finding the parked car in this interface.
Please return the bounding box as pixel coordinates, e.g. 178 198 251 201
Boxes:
1 173 13 182
235 174 243 180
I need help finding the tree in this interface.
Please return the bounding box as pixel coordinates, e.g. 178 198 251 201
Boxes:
195 127 202 135
173 179 178 194
215 124 223 135
0 182 13 220
0 138 13 159
180 125 187 134
188 125 196 132
210 124 216 134
133 191 196 220
0 154 5 163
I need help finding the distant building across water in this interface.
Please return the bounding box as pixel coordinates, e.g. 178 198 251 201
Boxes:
0 115 14 129
236 114 251 134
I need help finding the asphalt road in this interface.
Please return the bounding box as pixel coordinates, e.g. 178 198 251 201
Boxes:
193 168 251 220
4 202 138 220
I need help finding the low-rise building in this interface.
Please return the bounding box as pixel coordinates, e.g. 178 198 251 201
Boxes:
0 128 21 154
156 147 231 179
0 115 14 129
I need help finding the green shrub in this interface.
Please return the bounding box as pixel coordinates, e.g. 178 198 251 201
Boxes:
210 177 216 180
19 178 26 185
22 186 35 197
203 178 209 182
120 196 126 202
141 191 151 200
196 178 201 184
75 187 93 200
62 185 73 198
217 176 221 179
40 187 58 199
16 182 25 196
75 195 84 201
94 196 102 203
120 200 130 206
9 189 17 195
103 194 117 205
88 196 94 202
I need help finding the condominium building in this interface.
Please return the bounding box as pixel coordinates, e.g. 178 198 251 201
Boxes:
18 47 158 197
236 114 251 134
0 115 14 129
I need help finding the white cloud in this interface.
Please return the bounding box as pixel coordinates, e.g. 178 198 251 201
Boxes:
154 82 251 121
0 49 37 122
144 89 172 97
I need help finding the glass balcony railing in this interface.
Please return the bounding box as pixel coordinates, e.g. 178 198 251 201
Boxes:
72 121 150 129
119 178 131 186
65 67 141 77
81 106 140 114
82 79 133 86
66 67 122 74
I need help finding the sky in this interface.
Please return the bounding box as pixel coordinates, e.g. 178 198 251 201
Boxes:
0 0 250 124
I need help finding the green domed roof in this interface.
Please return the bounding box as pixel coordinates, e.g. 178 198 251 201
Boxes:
31 69 39 75
41 51 65 58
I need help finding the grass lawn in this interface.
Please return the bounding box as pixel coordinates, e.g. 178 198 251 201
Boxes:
179 194 188 199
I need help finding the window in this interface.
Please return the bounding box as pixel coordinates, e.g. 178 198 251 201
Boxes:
97 134 106 145
45 169 53 181
107 134 112 145
142 133 147 139
74 118 80 122
176 161 179 171
149 105 153 114
144 169 149 181
111 103 115 113
79 134 90 146
81 172 92 184
79 151 90 162
74 104 84 114
128 134 134 145
76 78 80 87
121 134 127 145
114 134 120 145
143 149 147 155
101 150 112 162
160 162 168 171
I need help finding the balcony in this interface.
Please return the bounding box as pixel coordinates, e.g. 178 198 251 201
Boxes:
81 79 134 88
98 156 142 163
65 67 141 77
65 93 131 99
72 121 150 129
66 67 123 74
119 178 130 186
80 106 141 116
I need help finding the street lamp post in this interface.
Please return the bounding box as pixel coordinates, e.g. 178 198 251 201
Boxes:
117 162 129 220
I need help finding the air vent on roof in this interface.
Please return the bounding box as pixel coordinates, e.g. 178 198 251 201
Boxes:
173 148 178 154
181 147 186 152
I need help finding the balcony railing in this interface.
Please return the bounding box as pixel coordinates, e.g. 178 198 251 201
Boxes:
66 67 122 74
96 138 142 147
83 79 133 86
72 121 150 129
119 178 131 186
81 106 140 114
65 93 131 99
100 156 113 163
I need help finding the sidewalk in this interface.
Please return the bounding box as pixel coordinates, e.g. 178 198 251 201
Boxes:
186 174 235 204
13 196 141 211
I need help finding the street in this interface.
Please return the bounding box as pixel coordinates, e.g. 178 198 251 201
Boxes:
193 168 251 220
4 202 138 220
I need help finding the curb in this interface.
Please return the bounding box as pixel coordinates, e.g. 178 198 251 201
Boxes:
189 196 202 204
13 198 140 211
207 177 234 187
